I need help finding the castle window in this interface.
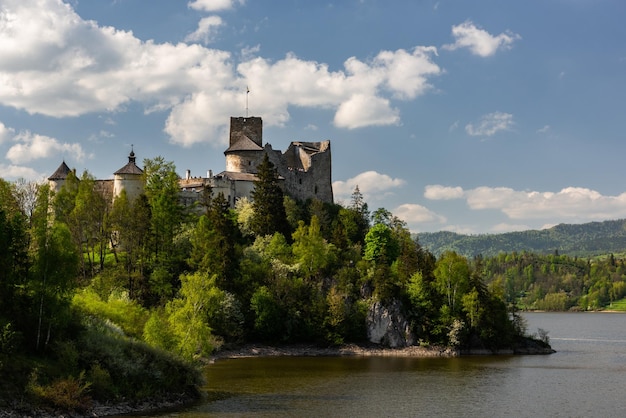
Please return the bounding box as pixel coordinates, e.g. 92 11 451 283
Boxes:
315 185 318 194
299 178 302 185
248 160 251 166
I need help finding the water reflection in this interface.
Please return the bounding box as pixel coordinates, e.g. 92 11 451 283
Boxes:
129 313 626 417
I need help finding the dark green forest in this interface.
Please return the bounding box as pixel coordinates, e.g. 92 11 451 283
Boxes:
418 219 626 258
0 156 563 410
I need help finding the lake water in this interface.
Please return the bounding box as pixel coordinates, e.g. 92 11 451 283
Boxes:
136 312 626 417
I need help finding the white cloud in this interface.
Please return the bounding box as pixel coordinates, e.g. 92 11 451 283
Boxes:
6 131 85 164
427 184 626 224
334 94 400 129
333 171 406 203
185 15 224 45
0 164 42 180
465 112 514 137
443 20 521 57
537 125 550 133
188 0 244 12
393 203 447 229
0 122 15 143
0 1 443 147
424 185 464 200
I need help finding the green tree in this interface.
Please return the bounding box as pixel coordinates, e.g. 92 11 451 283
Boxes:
70 171 110 277
434 251 470 314
250 154 290 238
160 272 222 360
364 223 400 265
338 186 370 245
142 157 184 264
30 184 80 350
109 190 152 300
0 180 30 339
292 216 336 281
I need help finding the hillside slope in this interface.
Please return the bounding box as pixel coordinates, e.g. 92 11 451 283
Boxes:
417 219 626 258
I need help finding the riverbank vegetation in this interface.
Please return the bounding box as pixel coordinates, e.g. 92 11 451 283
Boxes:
0 158 561 413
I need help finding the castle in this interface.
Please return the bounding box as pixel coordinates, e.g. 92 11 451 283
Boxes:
48 116 333 208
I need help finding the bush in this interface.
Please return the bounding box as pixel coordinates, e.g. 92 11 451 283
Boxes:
27 370 92 412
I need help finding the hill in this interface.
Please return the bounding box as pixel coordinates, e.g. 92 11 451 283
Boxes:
417 219 626 258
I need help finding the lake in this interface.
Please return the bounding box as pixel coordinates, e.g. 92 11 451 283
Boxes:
134 312 626 417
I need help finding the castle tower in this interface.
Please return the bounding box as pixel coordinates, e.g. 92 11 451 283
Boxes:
113 149 143 201
48 160 72 193
224 116 265 174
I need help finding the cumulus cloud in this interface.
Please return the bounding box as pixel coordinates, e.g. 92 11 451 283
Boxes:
0 2 443 147
393 203 447 228
0 163 42 179
6 131 85 164
333 171 406 203
0 122 15 143
465 112 514 137
425 184 626 224
424 185 464 200
443 20 521 57
185 16 224 45
188 0 244 12
334 94 400 129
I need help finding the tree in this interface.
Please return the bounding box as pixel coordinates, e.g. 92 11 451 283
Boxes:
109 190 151 300
142 157 184 264
434 251 470 314
69 171 110 277
292 216 336 281
338 186 370 245
0 180 29 335
364 223 400 265
160 272 222 360
29 184 79 350
250 153 290 238
189 193 241 291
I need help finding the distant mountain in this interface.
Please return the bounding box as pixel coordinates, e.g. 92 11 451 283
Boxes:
416 219 626 258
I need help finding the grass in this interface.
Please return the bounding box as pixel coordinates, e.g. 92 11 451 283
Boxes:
605 298 626 311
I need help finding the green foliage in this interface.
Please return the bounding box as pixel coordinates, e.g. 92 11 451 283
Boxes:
250 154 290 238
163 272 221 360
419 219 626 258
250 286 285 341
72 289 148 339
27 370 92 412
434 252 470 314
364 223 400 265
292 216 337 280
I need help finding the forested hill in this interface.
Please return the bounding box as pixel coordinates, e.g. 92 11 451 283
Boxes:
417 219 626 258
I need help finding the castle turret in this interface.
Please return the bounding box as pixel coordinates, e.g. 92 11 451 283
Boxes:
113 149 143 201
48 160 72 193
224 116 265 174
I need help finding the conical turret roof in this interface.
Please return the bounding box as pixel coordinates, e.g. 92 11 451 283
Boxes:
48 161 72 180
114 149 143 175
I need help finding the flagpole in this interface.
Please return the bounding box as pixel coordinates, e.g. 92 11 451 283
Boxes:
246 86 249 117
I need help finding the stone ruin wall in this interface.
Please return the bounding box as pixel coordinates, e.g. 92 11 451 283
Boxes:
269 141 333 204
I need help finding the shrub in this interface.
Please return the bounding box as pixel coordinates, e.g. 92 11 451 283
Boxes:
27 370 92 412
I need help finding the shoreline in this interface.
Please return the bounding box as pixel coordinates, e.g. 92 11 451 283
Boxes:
209 341 555 363
209 343 459 363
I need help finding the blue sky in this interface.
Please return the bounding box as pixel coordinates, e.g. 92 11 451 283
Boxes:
1 0 625 234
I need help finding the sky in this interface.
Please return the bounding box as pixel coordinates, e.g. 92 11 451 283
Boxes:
1 0 625 234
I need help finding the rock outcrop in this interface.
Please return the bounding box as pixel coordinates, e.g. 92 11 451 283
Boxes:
366 299 416 348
